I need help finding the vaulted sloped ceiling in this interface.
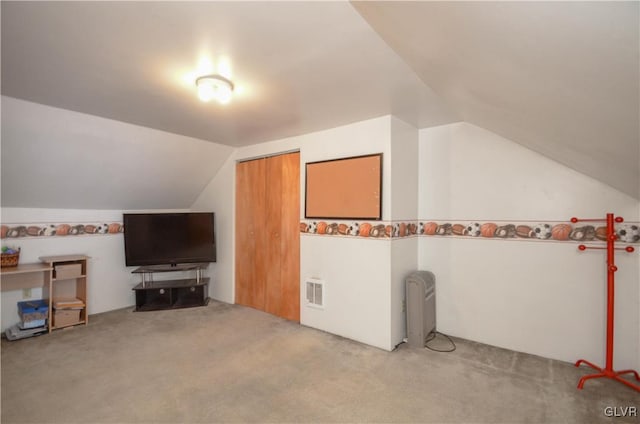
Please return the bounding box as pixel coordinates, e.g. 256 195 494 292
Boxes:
1 97 234 210
1 1 455 147
1 1 638 210
353 1 640 200
1 1 457 210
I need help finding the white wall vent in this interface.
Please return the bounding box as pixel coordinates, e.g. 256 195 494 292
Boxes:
305 278 325 309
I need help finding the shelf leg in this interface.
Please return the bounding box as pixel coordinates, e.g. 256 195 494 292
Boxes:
141 272 153 288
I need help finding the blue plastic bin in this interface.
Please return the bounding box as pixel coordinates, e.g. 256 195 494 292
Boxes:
17 299 49 329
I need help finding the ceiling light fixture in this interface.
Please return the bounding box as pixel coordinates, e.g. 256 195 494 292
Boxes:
195 74 234 104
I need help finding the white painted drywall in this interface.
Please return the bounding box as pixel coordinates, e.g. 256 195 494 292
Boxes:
298 117 393 349
0 207 195 331
1 97 234 210
301 236 392 349
389 117 419 347
193 116 398 350
190 153 238 304
0 97 233 330
0 208 131 331
418 122 640 369
390 117 420 221
419 123 640 220
390 237 417 346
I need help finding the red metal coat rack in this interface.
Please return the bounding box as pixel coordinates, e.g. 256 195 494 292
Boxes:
572 213 639 392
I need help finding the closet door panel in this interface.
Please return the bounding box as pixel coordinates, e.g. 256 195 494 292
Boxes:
264 154 283 316
279 152 300 321
235 152 300 322
235 158 267 309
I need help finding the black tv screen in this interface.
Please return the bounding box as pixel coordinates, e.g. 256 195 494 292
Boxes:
123 213 216 266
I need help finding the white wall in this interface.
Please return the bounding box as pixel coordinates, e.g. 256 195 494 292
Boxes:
389 117 419 347
0 207 201 331
190 154 237 304
1 96 234 210
1 208 130 331
7 105 633 369
193 116 400 349
301 236 392 348
0 98 233 331
419 122 640 369
296 117 393 349
0 207 211 331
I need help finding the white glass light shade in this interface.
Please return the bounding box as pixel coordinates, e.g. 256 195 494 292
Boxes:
196 75 234 104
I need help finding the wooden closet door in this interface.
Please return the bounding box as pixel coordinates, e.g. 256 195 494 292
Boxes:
235 152 300 322
264 154 283 317
277 152 300 321
264 152 300 321
235 158 267 310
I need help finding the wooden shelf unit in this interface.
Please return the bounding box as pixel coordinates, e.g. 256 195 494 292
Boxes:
1 255 89 333
40 255 89 332
1 263 53 292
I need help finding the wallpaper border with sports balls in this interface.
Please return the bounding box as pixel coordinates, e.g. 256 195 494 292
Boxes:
299 220 640 244
3 220 638 244
1 223 123 238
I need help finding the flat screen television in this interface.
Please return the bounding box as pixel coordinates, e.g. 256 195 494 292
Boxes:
123 212 216 267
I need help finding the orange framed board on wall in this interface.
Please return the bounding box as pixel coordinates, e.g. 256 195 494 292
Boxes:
305 153 382 220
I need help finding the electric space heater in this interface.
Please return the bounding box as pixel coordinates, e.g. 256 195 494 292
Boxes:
406 271 436 348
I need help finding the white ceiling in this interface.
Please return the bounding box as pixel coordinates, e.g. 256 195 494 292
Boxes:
1 1 456 147
2 1 638 201
353 1 639 200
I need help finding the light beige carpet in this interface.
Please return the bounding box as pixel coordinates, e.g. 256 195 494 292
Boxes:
2 300 638 423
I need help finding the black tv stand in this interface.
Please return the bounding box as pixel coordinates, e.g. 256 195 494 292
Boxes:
131 263 210 311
